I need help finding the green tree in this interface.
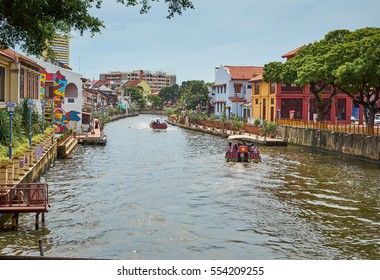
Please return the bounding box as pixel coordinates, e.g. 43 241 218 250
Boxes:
0 0 194 58
179 80 210 110
331 28 380 126
147 94 163 109
159 84 180 103
125 86 145 108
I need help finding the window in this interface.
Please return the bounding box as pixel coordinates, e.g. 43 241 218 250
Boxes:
337 98 346 120
271 98 274 105
0 66 4 102
45 82 54 99
234 83 242 93
270 82 276 94
281 98 303 119
255 98 259 105
65 83 78 98
254 82 260 95
20 69 25 99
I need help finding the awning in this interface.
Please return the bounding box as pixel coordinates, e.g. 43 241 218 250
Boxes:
118 103 126 109
229 97 246 103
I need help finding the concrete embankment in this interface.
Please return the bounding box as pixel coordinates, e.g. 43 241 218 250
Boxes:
169 119 379 161
279 126 380 161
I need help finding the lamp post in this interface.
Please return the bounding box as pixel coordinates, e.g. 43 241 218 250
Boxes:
50 101 55 128
41 99 46 134
27 99 34 147
6 102 16 159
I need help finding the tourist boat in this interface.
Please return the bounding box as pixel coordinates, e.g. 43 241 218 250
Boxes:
150 118 168 129
225 135 261 163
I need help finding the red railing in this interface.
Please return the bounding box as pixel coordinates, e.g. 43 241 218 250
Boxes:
0 183 48 209
278 119 380 135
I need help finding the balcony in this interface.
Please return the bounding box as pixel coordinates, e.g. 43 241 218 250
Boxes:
281 85 303 94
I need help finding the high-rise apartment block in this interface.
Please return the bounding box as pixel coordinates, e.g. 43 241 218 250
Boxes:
43 35 70 66
99 70 176 92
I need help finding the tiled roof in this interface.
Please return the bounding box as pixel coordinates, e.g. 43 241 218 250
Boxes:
93 80 104 87
124 80 142 87
251 74 263 82
0 49 14 60
281 45 306 59
1 48 40 70
224 66 263 80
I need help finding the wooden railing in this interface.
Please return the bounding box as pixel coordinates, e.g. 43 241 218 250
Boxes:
0 183 48 210
278 119 380 135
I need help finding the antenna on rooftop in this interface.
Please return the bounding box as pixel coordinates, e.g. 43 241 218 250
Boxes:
74 56 85 73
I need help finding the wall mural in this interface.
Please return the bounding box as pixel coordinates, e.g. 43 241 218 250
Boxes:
40 70 46 100
39 69 82 133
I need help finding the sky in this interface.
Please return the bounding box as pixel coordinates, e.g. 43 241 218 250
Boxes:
68 0 380 84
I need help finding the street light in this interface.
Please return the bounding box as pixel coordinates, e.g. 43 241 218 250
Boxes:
50 101 55 128
6 102 16 159
27 99 34 147
41 99 46 134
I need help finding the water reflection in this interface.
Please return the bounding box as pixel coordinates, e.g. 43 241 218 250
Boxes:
0 114 379 259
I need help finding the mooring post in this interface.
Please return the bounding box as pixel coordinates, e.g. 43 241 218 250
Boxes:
38 239 44 256
11 213 19 231
35 212 39 230
41 212 45 223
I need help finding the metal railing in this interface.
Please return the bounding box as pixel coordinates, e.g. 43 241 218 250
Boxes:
278 119 380 135
0 183 48 207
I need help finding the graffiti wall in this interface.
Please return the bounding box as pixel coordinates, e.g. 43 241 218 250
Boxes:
39 69 82 134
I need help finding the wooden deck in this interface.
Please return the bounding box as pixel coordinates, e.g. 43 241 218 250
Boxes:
0 183 49 213
77 128 107 145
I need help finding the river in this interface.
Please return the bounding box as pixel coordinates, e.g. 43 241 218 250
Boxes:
0 114 379 259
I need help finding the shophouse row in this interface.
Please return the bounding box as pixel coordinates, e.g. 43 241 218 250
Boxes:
0 48 131 135
212 46 366 125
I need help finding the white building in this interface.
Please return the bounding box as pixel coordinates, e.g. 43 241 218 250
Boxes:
32 58 83 134
213 65 263 119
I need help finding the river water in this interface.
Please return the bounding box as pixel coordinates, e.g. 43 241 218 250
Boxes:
1 114 379 259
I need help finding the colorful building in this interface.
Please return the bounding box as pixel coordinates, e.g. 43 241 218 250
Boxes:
275 47 353 124
250 74 277 122
33 58 83 134
213 65 263 119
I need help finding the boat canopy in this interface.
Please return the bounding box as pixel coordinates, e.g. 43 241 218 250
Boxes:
227 135 258 142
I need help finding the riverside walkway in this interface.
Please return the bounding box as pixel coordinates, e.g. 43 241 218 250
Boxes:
167 119 287 146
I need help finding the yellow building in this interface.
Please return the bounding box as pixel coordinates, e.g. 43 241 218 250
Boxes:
0 49 40 105
124 79 152 96
42 35 70 66
250 74 277 122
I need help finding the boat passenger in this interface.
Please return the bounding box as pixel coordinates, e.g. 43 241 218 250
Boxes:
232 143 238 151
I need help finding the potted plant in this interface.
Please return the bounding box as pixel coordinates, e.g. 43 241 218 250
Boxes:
260 121 278 142
254 118 261 127
231 116 244 134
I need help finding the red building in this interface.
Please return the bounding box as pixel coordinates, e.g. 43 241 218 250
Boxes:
276 46 353 124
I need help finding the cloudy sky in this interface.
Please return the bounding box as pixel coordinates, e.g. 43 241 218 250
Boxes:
69 0 380 84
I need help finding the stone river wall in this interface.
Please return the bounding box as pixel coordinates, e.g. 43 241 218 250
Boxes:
279 126 380 161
